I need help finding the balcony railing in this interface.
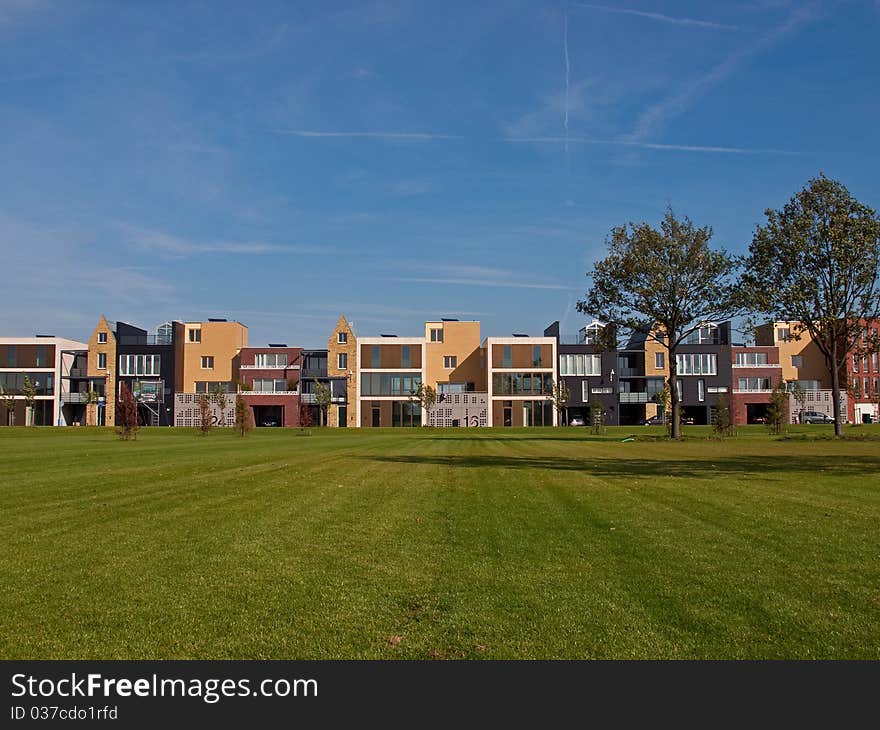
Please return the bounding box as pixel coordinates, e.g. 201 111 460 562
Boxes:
242 390 299 396
300 393 347 404
732 363 782 369
62 392 91 403
619 392 649 403
239 364 300 370
64 368 88 378
616 367 641 377
118 335 170 345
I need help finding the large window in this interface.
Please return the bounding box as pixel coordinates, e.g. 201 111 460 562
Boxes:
195 381 233 393
188 328 201 343
254 353 288 368
337 353 348 370
6 346 16 367
676 353 717 375
683 325 721 345
443 355 457 369
0 372 54 395
502 345 512 368
492 372 553 396
401 346 411 369
118 354 161 376
361 373 422 396
201 356 214 370
253 378 289 393
371 346 380 368
736 352 769 366
654 352 665 370
581 323 604 344
559 353 601 376
533 346 542 366
98 353 107 369
35 346 46 368
738 377 771 391
430 328 443 343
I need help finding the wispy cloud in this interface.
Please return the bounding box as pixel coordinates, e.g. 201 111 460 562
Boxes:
563 11 570 161
277 127 793 156
276 130 462 141
393 264 573 291
573 3 739 31
399 277 573 290
626 2 821 142
121 226 329 257
504 135 798 155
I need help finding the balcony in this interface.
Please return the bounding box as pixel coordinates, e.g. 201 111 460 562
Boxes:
118 335 169 345
619 392 649 403
616 367 641 378
239 364 300 370
62 392 91 404
243 390 299 396
64 368 88 378
300 393 347 404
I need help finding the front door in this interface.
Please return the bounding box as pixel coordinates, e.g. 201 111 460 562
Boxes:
338 406 347 427
371 407 380 427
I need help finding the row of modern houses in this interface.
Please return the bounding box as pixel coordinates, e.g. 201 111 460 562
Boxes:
1 314 878 429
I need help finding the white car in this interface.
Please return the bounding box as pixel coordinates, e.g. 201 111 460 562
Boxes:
569 416 586 427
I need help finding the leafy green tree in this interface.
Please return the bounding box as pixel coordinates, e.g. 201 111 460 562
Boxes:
579 207 741 438
767 381 790 435
211 384 228 426
1 387 15 426
413 382 437 426
653 383 670 426
199 394 213 435
22 375 36 426
313 378 332 427
789 381 807 425
712 393 733 438
548 379 570 425
235 394 253 436
740 174 880 437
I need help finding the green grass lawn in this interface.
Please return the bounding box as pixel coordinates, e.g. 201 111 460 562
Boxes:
1 425 878 659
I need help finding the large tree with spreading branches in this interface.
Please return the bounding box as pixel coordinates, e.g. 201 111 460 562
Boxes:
740 174 880 437
579 207 741 438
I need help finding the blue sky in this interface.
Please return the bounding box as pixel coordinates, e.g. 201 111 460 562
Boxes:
1 0 878 347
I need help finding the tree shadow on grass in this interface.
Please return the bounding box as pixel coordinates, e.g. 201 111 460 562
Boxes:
359 454 880 480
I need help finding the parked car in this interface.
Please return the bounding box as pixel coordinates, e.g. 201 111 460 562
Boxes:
801 411 834 424
259 416 281 427
641 414 665 426
569 416 586 427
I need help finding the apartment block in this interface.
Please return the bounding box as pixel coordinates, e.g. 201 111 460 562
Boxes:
174 319 248 394
844 320 880 423
0 336 89 426
233 345 302 427
85 316 116 426
730 345 784 424
486 335 557 426
357 335 425 427
113 321 177 426
754 322 828 389
544 321 618 425
326 315 357 427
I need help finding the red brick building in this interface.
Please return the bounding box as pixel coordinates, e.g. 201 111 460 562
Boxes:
233 345 302 427
730 345 784 425
842 320 880 424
